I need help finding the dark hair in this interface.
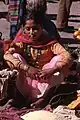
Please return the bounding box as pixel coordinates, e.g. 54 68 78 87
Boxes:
26 0 47 17
23 12 43 26
22 0 47 26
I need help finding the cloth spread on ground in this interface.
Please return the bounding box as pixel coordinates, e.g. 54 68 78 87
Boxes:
0 105 79 120
66 90 80 109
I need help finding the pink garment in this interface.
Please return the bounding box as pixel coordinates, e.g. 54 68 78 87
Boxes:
14 53 64 100
42 55 62 70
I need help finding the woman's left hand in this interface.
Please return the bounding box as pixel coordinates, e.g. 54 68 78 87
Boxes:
39 68 54 79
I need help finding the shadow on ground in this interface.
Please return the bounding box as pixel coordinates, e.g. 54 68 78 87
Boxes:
46 14 57 20
70 15 80 18
59 38 80 44
69 19 80 23
47 0 59 3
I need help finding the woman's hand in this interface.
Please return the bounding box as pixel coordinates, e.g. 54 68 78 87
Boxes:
39 68 54 79
27 66 41 79
8 47 16 53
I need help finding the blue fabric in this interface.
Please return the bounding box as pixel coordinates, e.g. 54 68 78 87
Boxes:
10 25 17 40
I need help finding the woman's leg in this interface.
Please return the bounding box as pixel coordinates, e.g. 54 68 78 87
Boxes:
12 53 32 107
11 88 28 108
13 53 26 63
13 53 36 103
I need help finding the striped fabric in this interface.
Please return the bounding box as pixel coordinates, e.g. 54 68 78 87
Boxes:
9 0 24 39
9 0 20 25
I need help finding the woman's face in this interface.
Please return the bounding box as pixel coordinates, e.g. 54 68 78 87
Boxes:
24 19 42 41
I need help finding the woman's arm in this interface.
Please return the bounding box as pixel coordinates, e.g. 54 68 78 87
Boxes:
51 42 73 70
40 42 73 78
4 43 29 71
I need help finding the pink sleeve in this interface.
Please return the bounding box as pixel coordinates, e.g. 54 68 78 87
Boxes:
42 55 62 70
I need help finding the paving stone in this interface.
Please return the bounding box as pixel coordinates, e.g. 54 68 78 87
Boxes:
0 2 8 12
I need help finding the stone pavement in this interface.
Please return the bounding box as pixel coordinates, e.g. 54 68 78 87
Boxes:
0 1 9 40
47 0 80 44
0 1 80 44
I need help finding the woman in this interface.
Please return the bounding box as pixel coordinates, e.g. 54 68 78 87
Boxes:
4 10 73 108
8 0 60 40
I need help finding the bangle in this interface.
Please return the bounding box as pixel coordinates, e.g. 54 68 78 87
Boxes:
24 65 30 71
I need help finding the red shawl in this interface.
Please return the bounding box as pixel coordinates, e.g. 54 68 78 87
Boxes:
13 29 57 48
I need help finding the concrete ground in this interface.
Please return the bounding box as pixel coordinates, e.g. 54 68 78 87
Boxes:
47 0 80 44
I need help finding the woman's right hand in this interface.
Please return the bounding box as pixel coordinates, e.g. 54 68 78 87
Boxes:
8 47 16 53
27 66 41 79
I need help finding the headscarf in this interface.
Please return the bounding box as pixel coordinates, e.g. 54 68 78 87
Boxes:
13 29 57 48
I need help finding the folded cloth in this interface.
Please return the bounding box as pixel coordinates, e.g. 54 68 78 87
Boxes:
21 110 54 120
66 91 80 110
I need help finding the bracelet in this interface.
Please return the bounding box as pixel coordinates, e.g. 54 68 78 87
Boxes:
24 65 30 71
18 61 30 71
